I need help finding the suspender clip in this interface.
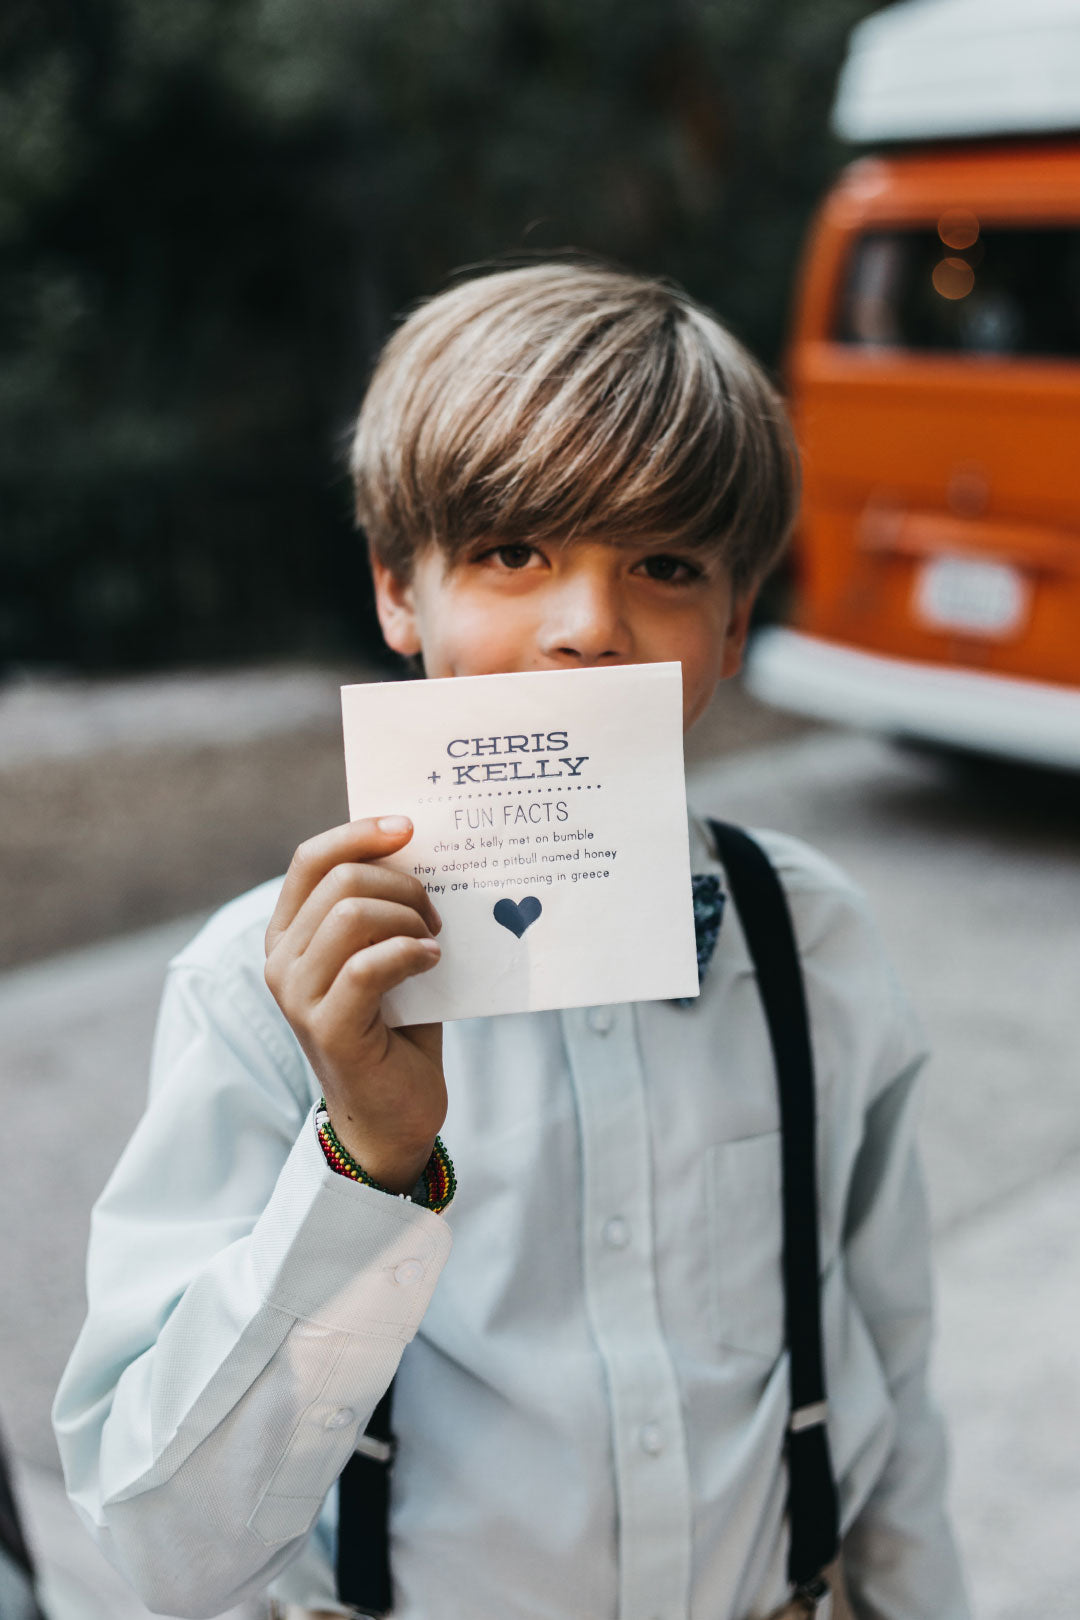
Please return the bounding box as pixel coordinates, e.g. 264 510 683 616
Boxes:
353 1433 395 1464
788 1400 828 1435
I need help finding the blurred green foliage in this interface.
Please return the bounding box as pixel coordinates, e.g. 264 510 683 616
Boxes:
0 0 876 672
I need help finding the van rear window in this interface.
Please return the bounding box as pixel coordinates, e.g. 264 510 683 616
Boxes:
836 226 1080 357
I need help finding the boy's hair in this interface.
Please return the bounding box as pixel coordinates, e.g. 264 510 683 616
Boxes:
350 262 798 593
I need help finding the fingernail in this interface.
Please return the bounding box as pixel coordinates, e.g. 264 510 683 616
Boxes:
418 937 441 957
377 815 412 834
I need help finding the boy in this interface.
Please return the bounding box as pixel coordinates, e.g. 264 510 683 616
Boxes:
54 264 970 1620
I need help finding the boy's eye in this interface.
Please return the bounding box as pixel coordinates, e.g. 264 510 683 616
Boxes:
637 553 702 584
487 544 538 570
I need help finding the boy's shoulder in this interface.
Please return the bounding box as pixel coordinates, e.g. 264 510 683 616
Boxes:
170 875 286 978
710 818 881 964
695 814 925 1087
738 825 885 977
155 875 314 1105
737 825 863 902
692 814 868 924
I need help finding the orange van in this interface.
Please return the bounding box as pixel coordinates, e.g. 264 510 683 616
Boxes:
746 0 1080 768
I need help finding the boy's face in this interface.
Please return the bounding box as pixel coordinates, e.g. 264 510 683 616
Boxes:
371 537 755 732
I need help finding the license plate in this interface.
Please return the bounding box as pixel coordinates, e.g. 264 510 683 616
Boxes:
913 554 1029 637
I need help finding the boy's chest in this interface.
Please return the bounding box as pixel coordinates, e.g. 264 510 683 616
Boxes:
433 984 850 1370
444 971 793 1150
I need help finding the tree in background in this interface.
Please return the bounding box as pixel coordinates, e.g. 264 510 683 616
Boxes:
0 0 875 672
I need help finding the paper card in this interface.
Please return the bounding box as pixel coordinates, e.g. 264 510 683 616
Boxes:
340 663 698 1025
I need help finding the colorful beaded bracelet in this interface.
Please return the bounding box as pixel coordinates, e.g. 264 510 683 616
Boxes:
315 1101 456 1215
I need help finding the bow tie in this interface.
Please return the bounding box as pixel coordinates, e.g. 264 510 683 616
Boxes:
672 873 725 1006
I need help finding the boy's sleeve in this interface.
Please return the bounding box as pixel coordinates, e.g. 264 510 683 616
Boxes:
53 936 452 1620
838 1020 970 1617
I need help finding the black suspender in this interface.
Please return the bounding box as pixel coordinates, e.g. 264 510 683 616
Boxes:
0 1424 47 1620
336 1380 395 1617
335 822 839 1614
709 820 839 1599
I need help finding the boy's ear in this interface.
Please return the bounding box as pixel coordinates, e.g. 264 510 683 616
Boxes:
719 589 757 679
369 549 422 658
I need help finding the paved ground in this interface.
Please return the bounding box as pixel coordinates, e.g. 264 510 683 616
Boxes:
1 667 1077 1618
0 665 360 970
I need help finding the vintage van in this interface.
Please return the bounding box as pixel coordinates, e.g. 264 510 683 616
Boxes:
746 0 1080 768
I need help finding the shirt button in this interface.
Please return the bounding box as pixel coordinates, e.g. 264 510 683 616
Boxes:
587 1006 614 1034
602 1216 629 1249
324 1407 355 1429
394 1259 424 1286
638 1423 664 1456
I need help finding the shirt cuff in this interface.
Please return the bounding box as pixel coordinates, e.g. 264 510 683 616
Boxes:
249 1105 453 1335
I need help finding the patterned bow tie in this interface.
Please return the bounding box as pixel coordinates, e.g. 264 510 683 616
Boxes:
672 873 726 1006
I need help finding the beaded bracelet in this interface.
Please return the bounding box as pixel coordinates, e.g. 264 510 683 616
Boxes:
315 1101 456 1214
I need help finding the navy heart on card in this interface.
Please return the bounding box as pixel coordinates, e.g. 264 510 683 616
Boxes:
493 896 543 938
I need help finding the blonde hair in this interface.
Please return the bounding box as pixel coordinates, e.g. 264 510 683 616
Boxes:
351 262 798 592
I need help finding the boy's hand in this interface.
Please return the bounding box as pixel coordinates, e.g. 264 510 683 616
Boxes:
265 817 445 1195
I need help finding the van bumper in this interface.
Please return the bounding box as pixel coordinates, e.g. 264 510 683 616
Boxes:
745 628 1080 771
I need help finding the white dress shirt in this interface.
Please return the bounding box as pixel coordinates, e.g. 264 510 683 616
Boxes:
54 816 970 1620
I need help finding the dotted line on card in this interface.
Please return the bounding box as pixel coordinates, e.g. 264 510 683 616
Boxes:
415 784 603 804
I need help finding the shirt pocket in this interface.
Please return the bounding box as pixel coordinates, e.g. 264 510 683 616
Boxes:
705 1131 784 1361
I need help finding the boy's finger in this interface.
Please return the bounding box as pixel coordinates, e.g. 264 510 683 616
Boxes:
314 935 442 1043
266 816 416 952
284 897 436 1007
273 860 441 963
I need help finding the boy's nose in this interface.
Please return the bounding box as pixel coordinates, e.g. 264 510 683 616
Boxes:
538 568 632 666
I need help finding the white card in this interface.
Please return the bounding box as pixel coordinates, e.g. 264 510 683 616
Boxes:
340 663 698 1024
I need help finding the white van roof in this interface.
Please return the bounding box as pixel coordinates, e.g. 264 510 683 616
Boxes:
833 0 1080 143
